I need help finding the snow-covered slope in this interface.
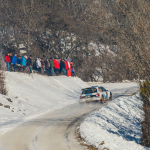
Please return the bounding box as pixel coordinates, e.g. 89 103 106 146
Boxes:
0 72 87 135
0 72 147 150
79 93 149 150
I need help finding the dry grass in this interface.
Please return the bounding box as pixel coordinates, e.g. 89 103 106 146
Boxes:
76 129 97 150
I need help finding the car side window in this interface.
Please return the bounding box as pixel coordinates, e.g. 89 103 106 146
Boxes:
99 87 106 92
103 87 107 91
98 88 101 92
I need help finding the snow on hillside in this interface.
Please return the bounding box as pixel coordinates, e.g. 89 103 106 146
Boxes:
0 72 147 150
0 72 87 135
79 93 149 150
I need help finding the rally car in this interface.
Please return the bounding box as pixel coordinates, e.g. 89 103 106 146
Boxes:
79 86 112 103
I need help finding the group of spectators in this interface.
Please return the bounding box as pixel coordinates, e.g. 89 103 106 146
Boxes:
4 53 75 77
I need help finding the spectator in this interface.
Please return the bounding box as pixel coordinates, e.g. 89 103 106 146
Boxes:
50 58 54 75
59 59 62 74
41 58 44 75
32 59 37 71
53 58 60 75
4 53 75 77
12 53 17 72
65 58 69 76
71 64 75 76
36 57 42 73
44 59 48 73
5 53 11 71
67 58 71 77
9 53 13 71
17 56 21 72
21 55 27 73
45 58 51 76
60 59 66 75
9 53 12 62
27 55 32 73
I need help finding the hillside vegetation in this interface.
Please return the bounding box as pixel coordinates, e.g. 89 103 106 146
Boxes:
0 0 143 82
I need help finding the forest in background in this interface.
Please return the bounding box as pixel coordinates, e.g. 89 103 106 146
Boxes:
0 0 149 83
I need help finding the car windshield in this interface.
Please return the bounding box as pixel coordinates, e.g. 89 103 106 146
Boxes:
99 87 107 91
82 88 97 94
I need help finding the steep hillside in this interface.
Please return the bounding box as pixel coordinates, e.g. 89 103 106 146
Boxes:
0 72 87 135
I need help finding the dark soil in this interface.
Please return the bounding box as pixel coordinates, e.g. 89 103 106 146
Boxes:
76 129 97 150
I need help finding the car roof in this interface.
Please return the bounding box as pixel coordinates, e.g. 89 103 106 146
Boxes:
82 86 98 90
91 86 105 88
90 86 99 88
82 86 107 90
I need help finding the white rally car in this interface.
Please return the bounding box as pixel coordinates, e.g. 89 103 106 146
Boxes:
79 86 112 103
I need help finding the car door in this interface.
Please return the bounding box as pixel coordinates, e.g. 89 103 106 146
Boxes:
99 87 108 99
101 87 108 99
98 87 105 99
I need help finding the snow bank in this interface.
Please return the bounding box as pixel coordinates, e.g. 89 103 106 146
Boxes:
79 94 150 150
0 72 87 135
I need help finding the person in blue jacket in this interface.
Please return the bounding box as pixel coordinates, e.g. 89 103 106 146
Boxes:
12 54 17 72
21 55 27 73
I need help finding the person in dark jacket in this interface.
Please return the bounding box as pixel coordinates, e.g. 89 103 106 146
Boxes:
71 64 75 76
60 59 66 75
17 56 21 65
41 58 44 75
12 54 17 72
16 56 21 72
33 59 37 71
45 58 51 76
27 55 32 73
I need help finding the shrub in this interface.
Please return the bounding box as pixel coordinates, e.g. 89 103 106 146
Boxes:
0 52 7 95
140 81 150 106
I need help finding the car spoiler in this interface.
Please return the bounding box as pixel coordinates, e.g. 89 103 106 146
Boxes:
81 87 96 90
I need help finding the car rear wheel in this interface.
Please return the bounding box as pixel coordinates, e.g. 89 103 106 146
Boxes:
102 96 104 103
109 92 112 100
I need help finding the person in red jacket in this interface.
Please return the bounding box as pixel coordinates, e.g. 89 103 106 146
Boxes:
53 58 60 75
5 53 11 71
67 58 72 77
65 59 69 76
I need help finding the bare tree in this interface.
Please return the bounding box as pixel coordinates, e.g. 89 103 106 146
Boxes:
0 52 7 95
